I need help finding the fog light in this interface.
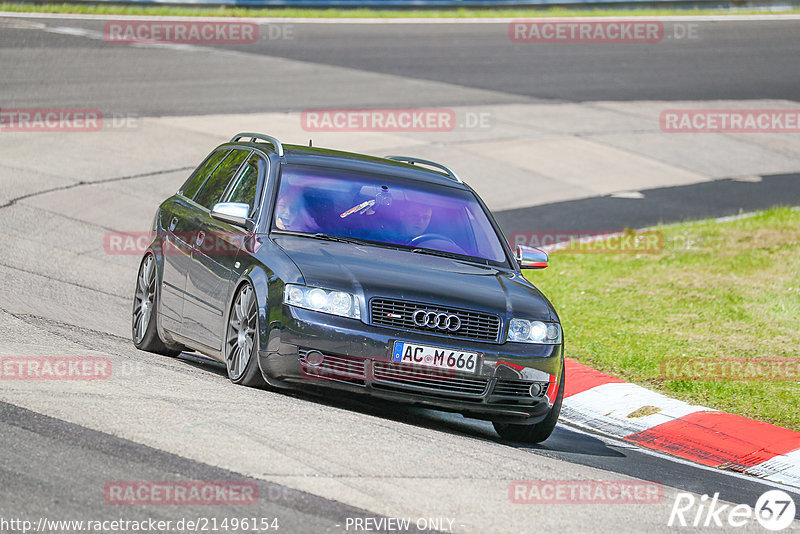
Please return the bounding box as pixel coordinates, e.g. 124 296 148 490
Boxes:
306 350 325 366
529 383 542 397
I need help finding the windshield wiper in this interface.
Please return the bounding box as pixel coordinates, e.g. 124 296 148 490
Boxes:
313 233 372 246
412 247 489 265
274 230 401 249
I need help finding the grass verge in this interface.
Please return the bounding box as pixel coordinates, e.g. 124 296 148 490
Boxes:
526 207 800 430
1 3 799 18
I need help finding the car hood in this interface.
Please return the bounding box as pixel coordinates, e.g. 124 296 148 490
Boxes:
271 235 555 322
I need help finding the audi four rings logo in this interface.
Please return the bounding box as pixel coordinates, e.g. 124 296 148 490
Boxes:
413 310 462 331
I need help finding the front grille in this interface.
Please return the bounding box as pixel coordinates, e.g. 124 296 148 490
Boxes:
370 298 501 343
372 361 488 397
299 350 366 382
491 379 548 398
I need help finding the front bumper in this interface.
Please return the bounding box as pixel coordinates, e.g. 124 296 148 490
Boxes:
259 306 564 424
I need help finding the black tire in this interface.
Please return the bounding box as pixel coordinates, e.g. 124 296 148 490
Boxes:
225 282 267 388
493 370 565 444
132 253 183 357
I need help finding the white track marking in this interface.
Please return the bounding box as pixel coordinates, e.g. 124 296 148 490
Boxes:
746 450 800 488
610 190 645 199
558 421 800 497
561 382 710 437
43 24 242 52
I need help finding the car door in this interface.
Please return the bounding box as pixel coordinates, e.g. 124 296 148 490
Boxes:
159 148 230 334
180 148 253 351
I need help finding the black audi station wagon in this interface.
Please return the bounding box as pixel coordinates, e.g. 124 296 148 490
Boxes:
133 133 565 443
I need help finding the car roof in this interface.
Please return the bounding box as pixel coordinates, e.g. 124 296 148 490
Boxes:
229 141 468 189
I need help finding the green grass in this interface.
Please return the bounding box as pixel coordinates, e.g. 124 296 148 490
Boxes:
525 207 800 430
1 3 799 18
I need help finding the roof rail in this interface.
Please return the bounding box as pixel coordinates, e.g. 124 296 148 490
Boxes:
384 156 462 184
230 132 284 157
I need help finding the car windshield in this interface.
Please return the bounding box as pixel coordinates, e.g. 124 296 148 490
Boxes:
271 165 508 265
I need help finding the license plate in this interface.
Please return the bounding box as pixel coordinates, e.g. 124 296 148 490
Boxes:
391 341 479 374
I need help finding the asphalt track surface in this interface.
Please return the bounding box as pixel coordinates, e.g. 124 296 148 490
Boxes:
222 19 800 103
1 13 800 533
494 173 800 234
1 17 800 114
0 402 393 533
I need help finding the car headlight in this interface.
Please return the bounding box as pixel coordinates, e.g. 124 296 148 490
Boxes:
283 284 361 320
507 319 562 344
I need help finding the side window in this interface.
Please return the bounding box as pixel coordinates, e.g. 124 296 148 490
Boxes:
180 149 229 199
193 150 249 210
224 154 267 217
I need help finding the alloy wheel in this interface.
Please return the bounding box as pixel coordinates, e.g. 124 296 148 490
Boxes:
226 284 257 380
132 255 156 344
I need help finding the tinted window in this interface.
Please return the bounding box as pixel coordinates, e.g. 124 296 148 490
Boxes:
193 150 248 209
225 154 267 217
273 165 507 265
180 149 229 199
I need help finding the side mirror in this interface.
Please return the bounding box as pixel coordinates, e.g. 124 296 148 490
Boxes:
211 202 252 229
516 245 548 270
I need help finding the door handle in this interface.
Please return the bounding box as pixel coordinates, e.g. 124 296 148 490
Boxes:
169 217 178 231
195 231 206 247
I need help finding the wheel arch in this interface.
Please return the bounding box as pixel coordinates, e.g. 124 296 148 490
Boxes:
142 246 174 345
226 265 277 355
225 265 289 389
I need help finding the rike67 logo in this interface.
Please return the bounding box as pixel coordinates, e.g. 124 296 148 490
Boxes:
669 490 796 531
